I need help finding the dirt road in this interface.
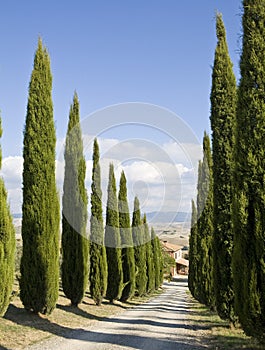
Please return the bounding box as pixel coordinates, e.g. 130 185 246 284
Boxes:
27 278 208 350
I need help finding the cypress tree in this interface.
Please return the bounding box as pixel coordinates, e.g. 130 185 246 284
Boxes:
105 163 123 302
158 240 164 286
61 92 88 306
232 0 265 340
89 139 108 305
188 200 198 299
189 161 204 301
143 214 155 294
151 228 160 290
194 160 203 304
210 13 237 323
196 160 203 219
20 38 60 314
132 197 147 296
118 171 136 302
0 117 15 316
151 227 163 289
196 133 214 308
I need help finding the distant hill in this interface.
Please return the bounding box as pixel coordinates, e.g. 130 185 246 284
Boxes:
146 211 191 224
12 212 191 225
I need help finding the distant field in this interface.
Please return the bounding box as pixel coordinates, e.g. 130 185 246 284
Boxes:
13 219 190 248
153 222 189 247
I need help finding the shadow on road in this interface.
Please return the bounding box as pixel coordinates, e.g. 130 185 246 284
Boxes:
4 304 207 350
4 281 209 350
63 328 207 350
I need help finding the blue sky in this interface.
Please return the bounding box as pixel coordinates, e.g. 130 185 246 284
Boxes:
0 1 242 216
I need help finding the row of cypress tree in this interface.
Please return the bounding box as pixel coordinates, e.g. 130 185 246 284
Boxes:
189 1 265 342
0 38 164 316
188 133 214 309
61 106 164 307
88 148 164 305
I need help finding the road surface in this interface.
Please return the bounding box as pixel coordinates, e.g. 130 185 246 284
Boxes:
27 278 208 350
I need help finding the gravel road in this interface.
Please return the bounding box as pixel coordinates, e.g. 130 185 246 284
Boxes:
27 278 208 350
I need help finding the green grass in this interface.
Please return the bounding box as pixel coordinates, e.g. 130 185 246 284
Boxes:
187 294 263 350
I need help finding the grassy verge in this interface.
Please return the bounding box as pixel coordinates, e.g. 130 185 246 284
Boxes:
187 294 263 350
0 282 163 350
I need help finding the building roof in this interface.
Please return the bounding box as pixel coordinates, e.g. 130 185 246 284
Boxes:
176 258 189 267
160 240 183 252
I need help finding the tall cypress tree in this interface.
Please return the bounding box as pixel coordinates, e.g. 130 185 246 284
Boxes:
151 227 163 289
233 0 265 340
132 197 147 296
158 239 164 286
20 38 60 314
151 227 162 290
188 200 198 299
196 133 214 308
210 13 237 323
196 160 203 219
193 160 203 303
105 163 123 302
143 214 155 294
89 139 108 305
61 92 88 306
118 171 136 302
0 117 15 316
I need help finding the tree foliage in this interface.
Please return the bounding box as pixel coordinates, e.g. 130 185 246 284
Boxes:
232 0 265 341
61 92 88 306
0 117 15 316
151 227 163 289
89 139 108 305
20 39 60 314
188 200 198 298
210 13 237 323
143 214 155 294
118 171 135 301
132 197 147 296
196 133 214 308
105 163 123 302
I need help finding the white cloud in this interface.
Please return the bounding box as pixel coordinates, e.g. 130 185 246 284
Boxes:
162 141 202 168
0 156 23 213
1 136 201 215
1 156 23 187
119 161 161 184
6 187 22 214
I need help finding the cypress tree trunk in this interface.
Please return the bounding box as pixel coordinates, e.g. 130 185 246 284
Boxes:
143 214 155 294
61 92 88 306
210 14 237 323
196 133 214 308
89 139 108 305
188 200 198 299
0 118 15 316
20 39 60 315
233 0 265 341
105 164 123 302
132 197 147 296
118 171 136 302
